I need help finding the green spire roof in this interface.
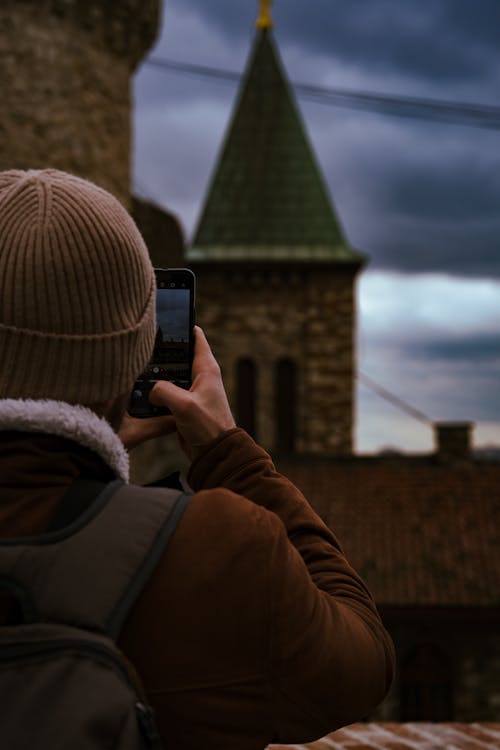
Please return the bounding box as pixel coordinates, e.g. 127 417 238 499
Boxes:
188 29 363 263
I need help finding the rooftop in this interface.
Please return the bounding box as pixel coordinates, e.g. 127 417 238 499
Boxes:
189 28 362 264
268 722 500 749
277 454 500 608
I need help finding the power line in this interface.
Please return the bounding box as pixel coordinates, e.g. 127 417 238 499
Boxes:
358 371 432 426
141 55 475 428
146 57 241 83
144 56 500 130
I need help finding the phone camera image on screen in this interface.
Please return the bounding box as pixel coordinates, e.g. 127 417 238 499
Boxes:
153 286 191 383
129 268 195 418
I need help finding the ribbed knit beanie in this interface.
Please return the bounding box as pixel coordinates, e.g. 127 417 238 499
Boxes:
0 169 156 404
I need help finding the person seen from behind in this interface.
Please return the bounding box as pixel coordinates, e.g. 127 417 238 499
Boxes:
0 169 395 749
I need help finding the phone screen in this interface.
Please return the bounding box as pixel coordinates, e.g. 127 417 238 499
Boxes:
154 286 192 384
129 268 195 418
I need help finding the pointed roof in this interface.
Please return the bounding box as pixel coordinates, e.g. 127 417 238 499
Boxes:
188 28 363 264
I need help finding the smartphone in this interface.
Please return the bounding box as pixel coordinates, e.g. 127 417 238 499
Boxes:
129 268 196 418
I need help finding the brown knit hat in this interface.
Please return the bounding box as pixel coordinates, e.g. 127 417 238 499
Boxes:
0 169 156 404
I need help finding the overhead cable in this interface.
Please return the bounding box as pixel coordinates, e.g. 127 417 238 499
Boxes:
358 371 432 425
144 56 500 130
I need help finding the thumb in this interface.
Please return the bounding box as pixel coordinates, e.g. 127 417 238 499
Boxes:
149 380 190 413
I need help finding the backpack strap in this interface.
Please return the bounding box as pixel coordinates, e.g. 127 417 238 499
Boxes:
106 484 192 640
47 477 112 532
0 480 192 639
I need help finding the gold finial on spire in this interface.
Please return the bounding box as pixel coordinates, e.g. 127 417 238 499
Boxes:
256 0 273 30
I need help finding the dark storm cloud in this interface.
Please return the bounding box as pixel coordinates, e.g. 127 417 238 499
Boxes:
137 0 500 278
366 223 500 277
377 162 500 222
281 0 500 87
352 148 500 274
408 334 500 363
309 106 500 276
180 0 500 91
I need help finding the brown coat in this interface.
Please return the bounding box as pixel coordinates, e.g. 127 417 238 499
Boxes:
0 428 395 749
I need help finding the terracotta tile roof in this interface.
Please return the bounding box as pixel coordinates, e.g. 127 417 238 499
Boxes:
268 722 500 749
276 456 500 607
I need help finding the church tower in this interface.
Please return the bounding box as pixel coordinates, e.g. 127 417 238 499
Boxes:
0 1 160 206
189 2 364 456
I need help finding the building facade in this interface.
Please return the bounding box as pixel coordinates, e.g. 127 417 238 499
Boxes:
188 23 364 456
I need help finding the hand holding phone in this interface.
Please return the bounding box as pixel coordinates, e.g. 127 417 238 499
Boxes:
129 268 195 419
121 326 235 458
149 327 236 460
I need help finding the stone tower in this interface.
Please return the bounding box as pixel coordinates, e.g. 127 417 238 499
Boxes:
188 7 364 456
0 0 160 206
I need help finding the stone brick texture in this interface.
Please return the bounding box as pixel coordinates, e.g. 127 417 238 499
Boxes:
193 263 358 456
0 0 160 206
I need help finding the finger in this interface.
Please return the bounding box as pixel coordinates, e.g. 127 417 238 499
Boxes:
149 379 191 410
191 326 220 376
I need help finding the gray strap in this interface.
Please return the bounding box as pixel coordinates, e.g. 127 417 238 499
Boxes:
0 483 192 637
106 489 191 639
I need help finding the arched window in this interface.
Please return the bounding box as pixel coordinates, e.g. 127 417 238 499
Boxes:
275 358 297 454
236 358 257 439
400 643 454 721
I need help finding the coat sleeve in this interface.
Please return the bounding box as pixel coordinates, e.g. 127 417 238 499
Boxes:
188 429 396 741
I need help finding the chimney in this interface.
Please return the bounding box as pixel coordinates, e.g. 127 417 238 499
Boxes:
434 422 474 461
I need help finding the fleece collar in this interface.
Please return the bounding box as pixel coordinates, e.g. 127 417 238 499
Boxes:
0 399 129 482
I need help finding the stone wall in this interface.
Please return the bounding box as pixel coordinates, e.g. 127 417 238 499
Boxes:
192 263 357 456
374 618 500 722
0 0 160 206
456 633 500 720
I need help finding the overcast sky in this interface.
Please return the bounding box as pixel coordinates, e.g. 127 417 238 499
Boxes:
156 288 190 341
133 0 500 453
